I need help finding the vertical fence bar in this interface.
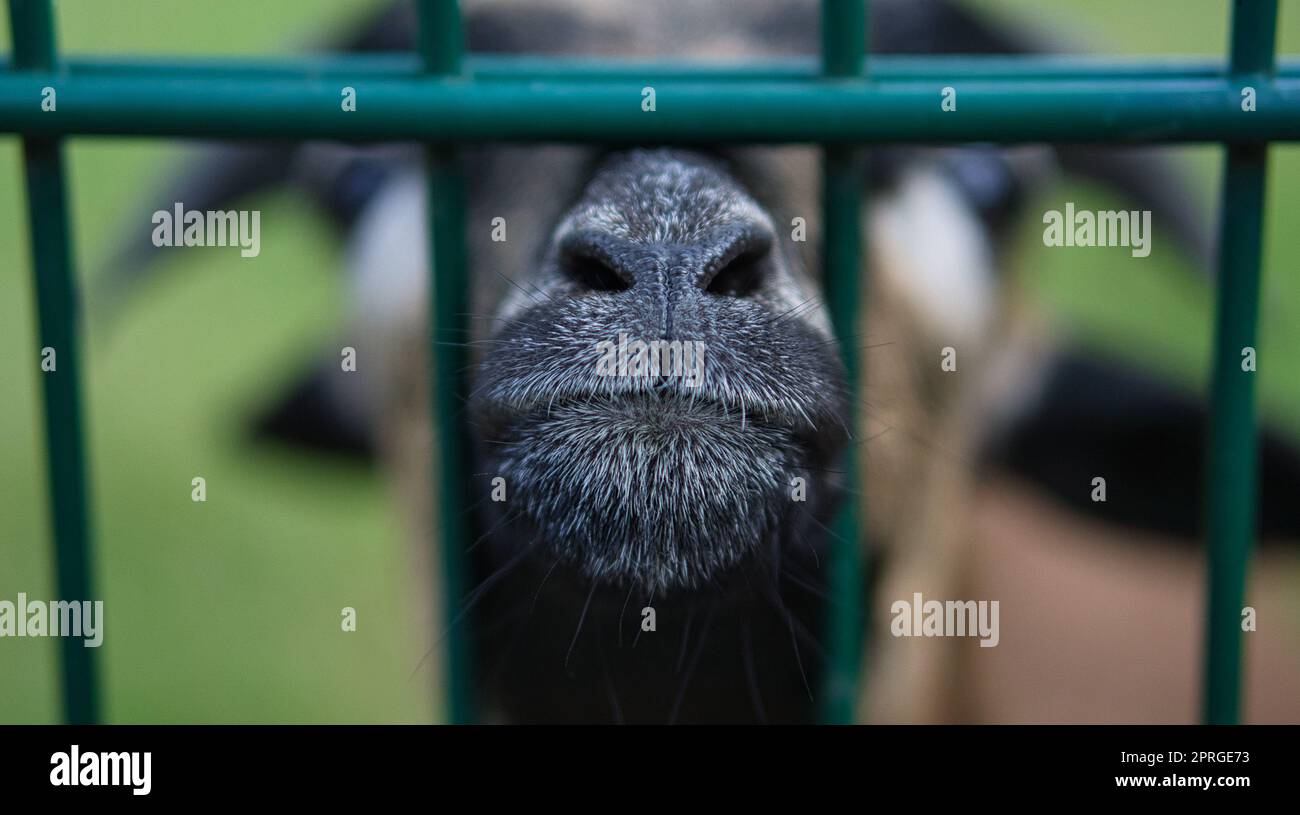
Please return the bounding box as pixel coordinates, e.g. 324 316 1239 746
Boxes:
7 0 99 725
820 0 866 724
1203 0 1276 726
416 0 475 724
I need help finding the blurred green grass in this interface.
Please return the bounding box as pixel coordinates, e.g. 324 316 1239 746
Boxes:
1 0 432 724
1 1 1297 723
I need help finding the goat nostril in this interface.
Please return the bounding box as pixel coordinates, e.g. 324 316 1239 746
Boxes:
563 251 631 294
704 248 766 298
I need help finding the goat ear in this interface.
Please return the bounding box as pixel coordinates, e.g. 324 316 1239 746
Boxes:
252 360 377 461
869 165 999 347
986 348 1300 544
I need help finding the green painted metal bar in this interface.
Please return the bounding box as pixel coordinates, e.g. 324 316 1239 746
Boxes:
418 0 462 76
416 0 475 725
1 72 1298 143
1203 0 1276 727
12 54 1300 82
7 0 100 725
822 0 866 77
820 0 866 725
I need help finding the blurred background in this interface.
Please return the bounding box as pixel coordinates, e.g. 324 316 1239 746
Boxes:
1 0 1297 723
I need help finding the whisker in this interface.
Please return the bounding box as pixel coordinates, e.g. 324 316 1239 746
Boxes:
632 591 655 648
741 618 767 725
675 606 697 676
667 603 716 725
531 557 562 614
564 581 598 671
785 608 813 703
618 583 634 648
467 507 521 554
409 540 536 680
783 566 828 601
600 644 625 725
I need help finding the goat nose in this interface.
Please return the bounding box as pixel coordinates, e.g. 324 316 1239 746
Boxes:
558 226 773 299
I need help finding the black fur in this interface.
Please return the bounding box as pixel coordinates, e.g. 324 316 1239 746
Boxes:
463 147 847 723
471 149 848 593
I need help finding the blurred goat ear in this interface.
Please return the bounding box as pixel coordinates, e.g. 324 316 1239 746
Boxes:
252 361 377 461
869 163 1000 347
984 348 1300 544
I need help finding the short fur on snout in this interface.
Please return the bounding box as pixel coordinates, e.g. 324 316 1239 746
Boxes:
472 149 850 593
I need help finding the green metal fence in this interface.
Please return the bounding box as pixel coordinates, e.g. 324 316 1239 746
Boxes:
2 0 1293 725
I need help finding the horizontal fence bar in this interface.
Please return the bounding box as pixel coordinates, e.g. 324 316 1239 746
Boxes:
5 54 1300 82
1 72 1298 142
